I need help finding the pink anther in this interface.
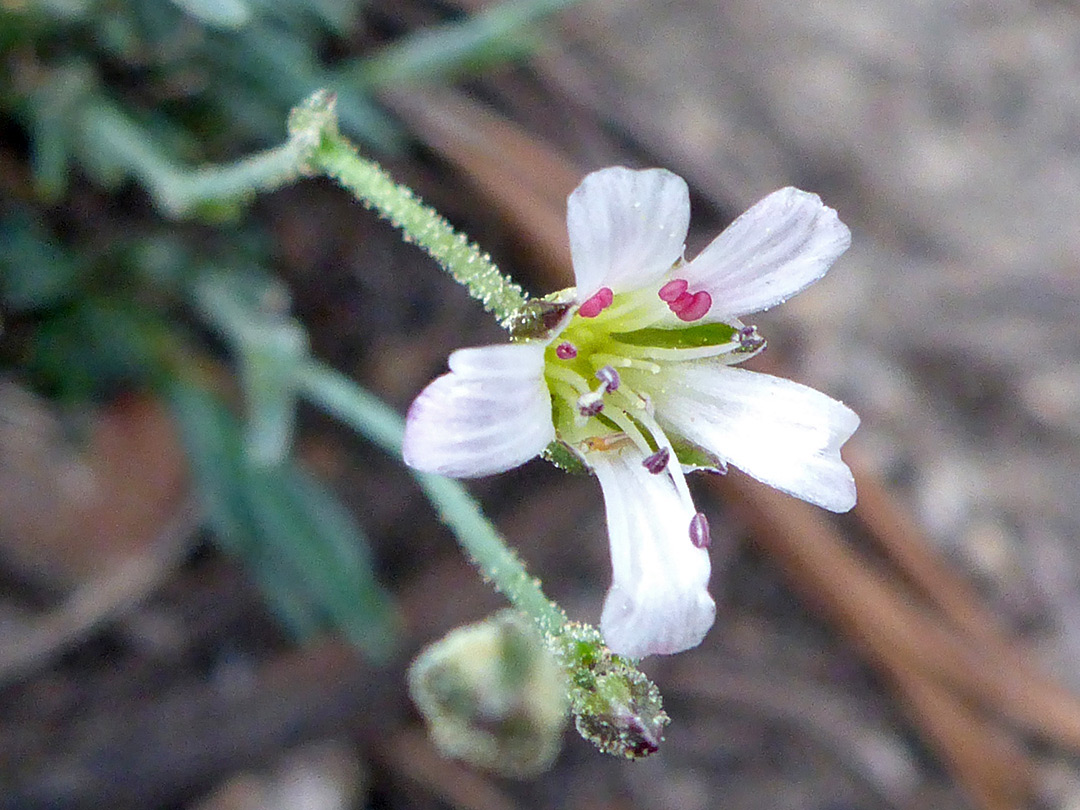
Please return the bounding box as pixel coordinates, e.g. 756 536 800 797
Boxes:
555 342 578 360
657 279 688 302
578 287 614 318
659 279 712 321
672 290 712 321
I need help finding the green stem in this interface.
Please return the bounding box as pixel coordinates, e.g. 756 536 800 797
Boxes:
344 0 586 90
310 134 529 326
79 104 315 218
293 360 566 636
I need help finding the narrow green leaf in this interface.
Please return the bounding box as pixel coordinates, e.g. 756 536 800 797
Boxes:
168 0 250 29
0 212 84 311
167 379 397 658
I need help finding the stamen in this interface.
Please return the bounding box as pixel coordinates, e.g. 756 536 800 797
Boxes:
670 290 712 321
669 290 693 310
595 365 621 392
602 410 656 461
689 512 711 549
611 341 740 362
657 279 688 302
737 325 766 353
642 447 670 474
550 379 582 409
578 287 614 318
659 278 713 321
546 364 591 393
555 341 578 359
629 404 697 510
577 390 604 417
590 353 662 375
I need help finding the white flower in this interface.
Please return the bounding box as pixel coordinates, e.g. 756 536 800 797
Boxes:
403 167 859 658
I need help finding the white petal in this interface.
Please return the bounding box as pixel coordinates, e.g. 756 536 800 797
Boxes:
654 365 859 512
402 344 554 478
589 444 715 658
567 167 690 299
680 187 851 320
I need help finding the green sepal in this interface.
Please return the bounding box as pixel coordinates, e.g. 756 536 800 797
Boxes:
671 437 725 472
551 622 669 759
506 295 573 341
612 321 738 349
541 440 589 475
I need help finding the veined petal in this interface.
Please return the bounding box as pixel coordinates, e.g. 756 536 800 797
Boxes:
403 344 554 478
568 167 690 299
589 444 715 658
680 187 850 320
653 364 859 512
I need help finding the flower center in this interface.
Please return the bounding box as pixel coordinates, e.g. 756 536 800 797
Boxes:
541 280 754 464
540 280 750 551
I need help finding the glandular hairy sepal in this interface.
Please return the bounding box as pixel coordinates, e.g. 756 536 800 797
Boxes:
672 437 727 474
541 440 590 475
551 622 670 759
408 610 569 777
506 292 575 341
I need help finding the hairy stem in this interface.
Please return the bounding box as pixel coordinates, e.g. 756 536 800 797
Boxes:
79 104 317 218
310 134 529 325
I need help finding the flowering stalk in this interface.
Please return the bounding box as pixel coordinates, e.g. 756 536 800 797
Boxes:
305 99 528 325
77 98 327 218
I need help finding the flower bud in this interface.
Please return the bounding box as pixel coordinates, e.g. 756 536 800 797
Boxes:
553 622 669 759
408 610 569 776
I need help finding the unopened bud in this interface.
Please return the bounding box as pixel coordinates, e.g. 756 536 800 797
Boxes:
552 622 669 759
408 611 568 776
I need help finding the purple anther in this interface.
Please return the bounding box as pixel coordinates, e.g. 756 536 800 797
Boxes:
555 341 578 360
595 365 621 392
641 447 670 474
737 325 765 352
577 392 604 417
689 512 711 549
